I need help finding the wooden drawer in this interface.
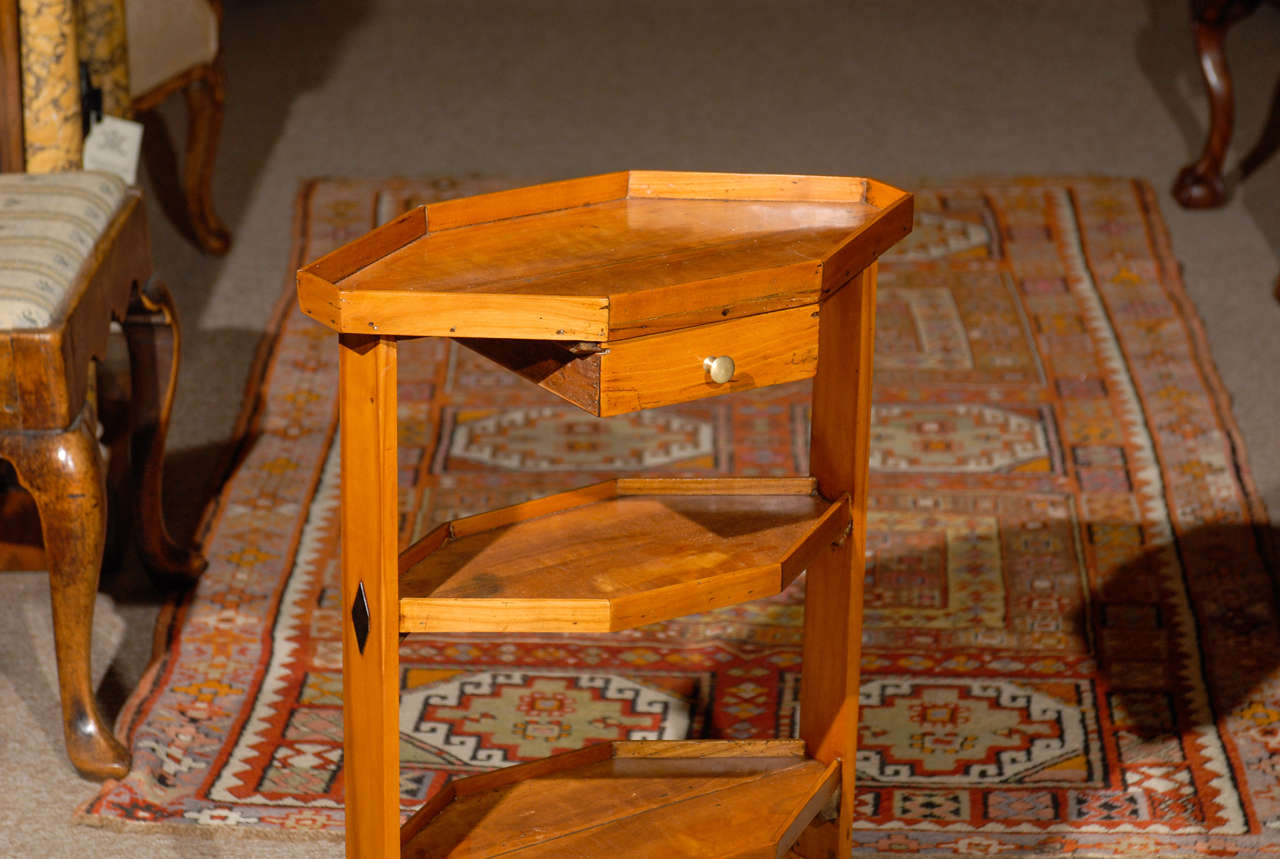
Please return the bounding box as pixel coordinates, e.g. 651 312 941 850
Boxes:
457 303 820 417
598 304 819 415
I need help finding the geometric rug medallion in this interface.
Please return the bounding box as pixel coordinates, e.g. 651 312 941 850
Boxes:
78 176 1279 856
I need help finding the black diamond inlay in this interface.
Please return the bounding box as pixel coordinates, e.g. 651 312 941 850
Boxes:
351 581 371 654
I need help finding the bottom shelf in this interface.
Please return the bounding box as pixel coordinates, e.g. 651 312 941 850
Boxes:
401 740 838 858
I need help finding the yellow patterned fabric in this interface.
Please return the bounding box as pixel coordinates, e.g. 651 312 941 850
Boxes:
18 0 84 172
0 171 125 327
75 0 130 117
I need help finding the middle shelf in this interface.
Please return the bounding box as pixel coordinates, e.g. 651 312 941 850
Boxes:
398 477 850 635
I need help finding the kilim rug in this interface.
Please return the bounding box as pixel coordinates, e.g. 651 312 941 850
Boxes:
78 176 1278 857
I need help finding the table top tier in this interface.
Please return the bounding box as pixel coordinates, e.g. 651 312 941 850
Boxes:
297 170 912 341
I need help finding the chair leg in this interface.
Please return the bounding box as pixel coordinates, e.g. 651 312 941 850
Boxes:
1171 0 1265 208
1173 17 1235 208
1 403 130 780
122 278 207 586
181 62 231 255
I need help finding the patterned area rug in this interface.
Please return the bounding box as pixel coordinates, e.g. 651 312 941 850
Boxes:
79 177 1278 856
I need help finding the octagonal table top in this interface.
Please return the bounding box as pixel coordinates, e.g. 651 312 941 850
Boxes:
297 170 912 341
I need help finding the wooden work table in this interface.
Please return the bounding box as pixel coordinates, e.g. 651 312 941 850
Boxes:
296 170 913 857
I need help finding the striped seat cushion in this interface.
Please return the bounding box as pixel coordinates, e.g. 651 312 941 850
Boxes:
0 171 127 328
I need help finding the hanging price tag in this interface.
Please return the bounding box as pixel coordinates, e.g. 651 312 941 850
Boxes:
83 115 144 185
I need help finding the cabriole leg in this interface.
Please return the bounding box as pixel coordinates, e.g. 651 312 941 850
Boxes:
2 402 129 779
182 63 231 255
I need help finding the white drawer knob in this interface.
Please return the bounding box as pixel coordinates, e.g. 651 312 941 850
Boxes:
703 355 735 384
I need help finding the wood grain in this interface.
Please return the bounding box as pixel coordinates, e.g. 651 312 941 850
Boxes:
0 402 129 780
399 486 836 634
449 743 615 797
294 172 910 339
425 171 629 232
400 741 831 859
397 521 450 573
493 763 831 858
338 333 401 859
771 760 842 857
121 279 208 582
628 170 876 203
339 290 610 340
598 304 819 416
614 739 804 759
119 0 232 253
607 563 782 630
405 494 829 601
0 192 149 431
819 192 913 296
294 270 344 331
176 61 232 254
860 176 914 210
798 264 878 858
304 206 426 283
604 258 824 339
778 495 852 590
339 197 870 299
402 745 614 845
614 477 815 496
399 782 456 848
313 172 909 857
446 479 618 537
0 179 203 779
0 0 22 171
401 597 614 633
458 299 822 417
453 336 602 414
1171 1 1266 209
809 265 876 504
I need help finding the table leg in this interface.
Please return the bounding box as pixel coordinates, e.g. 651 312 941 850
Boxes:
338 333 401 858
797 264 877 857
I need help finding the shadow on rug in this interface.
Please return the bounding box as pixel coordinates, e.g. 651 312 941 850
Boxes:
78 176 1280 856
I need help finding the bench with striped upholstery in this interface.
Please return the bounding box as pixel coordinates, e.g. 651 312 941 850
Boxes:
0 171 125 328
0 169 204 781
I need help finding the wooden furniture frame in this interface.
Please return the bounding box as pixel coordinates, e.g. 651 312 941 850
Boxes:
0 189 206 779
126 0 231 255
297 171 913 857
1172 0 1269 208
0 0 20 171
0 0 206 780
1171 0 1280 301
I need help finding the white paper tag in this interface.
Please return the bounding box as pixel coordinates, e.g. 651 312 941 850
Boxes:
83 115 144 185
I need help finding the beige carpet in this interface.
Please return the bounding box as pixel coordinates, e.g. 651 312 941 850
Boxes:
1 1 1277 856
